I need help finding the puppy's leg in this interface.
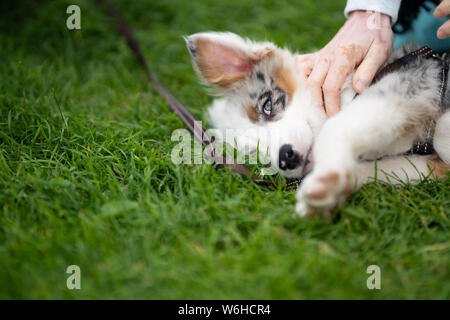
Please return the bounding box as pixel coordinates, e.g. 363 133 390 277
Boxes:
355 154 447 185
434 111 450 164
295 91 440 218
296 154 447 218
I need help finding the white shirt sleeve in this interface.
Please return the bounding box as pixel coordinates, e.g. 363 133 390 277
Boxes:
344 0 402 24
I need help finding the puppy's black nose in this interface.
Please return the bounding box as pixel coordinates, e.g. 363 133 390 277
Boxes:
278 144 303 170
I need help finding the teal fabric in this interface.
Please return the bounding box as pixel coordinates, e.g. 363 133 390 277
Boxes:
394 2 450 52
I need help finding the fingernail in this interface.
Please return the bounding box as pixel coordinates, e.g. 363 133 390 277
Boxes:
438 28 447 39
355 80 367 92
435 8 443 17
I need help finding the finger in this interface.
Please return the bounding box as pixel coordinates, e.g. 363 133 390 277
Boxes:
307 56 330 109
295 53 314 64
353 40 392 93
435 0 450 18
295 54 314 79
437 20 450 39
322 57 354 116
308 55 330 86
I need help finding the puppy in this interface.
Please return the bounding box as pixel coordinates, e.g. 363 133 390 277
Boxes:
185 32 450 218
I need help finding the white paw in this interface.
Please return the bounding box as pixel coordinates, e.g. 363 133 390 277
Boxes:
295 168 354 218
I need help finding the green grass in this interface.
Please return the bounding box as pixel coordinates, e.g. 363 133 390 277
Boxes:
0 0 449 299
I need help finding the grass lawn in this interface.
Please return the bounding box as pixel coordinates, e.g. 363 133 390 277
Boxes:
0 0 449 299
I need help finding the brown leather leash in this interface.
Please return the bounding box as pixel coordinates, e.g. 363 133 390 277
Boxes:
97 0 302 189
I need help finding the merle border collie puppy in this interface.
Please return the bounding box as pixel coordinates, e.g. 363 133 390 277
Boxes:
185 32 450 218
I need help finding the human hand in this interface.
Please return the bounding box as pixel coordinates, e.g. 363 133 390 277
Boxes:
295 10 394 116
435 0 450 39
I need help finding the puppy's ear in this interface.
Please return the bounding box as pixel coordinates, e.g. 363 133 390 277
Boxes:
185 32 274 88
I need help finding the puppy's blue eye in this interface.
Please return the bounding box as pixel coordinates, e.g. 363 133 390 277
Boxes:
263 99 272 116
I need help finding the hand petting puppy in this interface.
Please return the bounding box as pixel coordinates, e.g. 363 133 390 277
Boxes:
295 10 394 117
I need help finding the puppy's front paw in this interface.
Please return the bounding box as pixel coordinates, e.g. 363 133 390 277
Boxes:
295 168 354 218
